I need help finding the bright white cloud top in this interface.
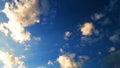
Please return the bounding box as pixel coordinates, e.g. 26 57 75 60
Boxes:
57 54 82 68
0 0 40 43
81 22 93 36
0 50 25 68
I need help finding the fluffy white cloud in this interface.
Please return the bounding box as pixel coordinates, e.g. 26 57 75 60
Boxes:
57 54 82 68
64 31 71 40
0 0 40 43
81 22 93 36
0 50 25 68
36 66 46 68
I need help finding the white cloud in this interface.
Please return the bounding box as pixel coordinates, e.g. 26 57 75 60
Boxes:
57 54 82 68
0 0 40 43
64 31 71 40
24 44 31 51
0 50 25 68
24 47 29 51
81 22 93 36
19 55 26 60
109 47 116 53
60 48 64 53
48 60 53 65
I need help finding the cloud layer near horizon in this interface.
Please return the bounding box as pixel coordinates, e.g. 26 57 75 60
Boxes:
0 0 40 43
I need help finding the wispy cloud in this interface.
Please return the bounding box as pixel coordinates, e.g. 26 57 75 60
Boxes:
91 13 104 20
33 37 41 41
79 56 90 61
36 66 46 68
110 33 120 44
48 60 53 65
0 0 40 43
60 48 64 53
64 31 72 40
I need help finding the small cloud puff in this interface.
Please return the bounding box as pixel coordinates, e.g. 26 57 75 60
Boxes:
57 53 82 68
91 13 104 20
0 50 25 68
0 0 40 44
36 66 46 68
108 47 116 53
64 31 72 40
81 22 93 36
33 37 41 41
48 60 53 65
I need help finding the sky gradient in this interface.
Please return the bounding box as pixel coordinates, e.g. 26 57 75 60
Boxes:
0 0 120 68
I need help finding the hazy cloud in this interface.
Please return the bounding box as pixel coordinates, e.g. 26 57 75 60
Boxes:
64 31 72 40
79 56 90 61
48 60 53 65
60 48 64 53
57 54 82 68
33 37 41 41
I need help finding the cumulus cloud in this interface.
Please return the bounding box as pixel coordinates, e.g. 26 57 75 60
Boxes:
81 22 93 36
0 0 40 43
91 13 104 20
57 54 82 68
60 48 64 53
64 31 72 40
0 50 25 68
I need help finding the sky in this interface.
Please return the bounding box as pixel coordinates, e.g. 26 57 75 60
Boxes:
0 0 120 68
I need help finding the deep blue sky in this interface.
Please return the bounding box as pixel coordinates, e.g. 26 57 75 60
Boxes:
0 0 120 68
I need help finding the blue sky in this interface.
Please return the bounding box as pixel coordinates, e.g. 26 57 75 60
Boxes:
0 0 120 68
